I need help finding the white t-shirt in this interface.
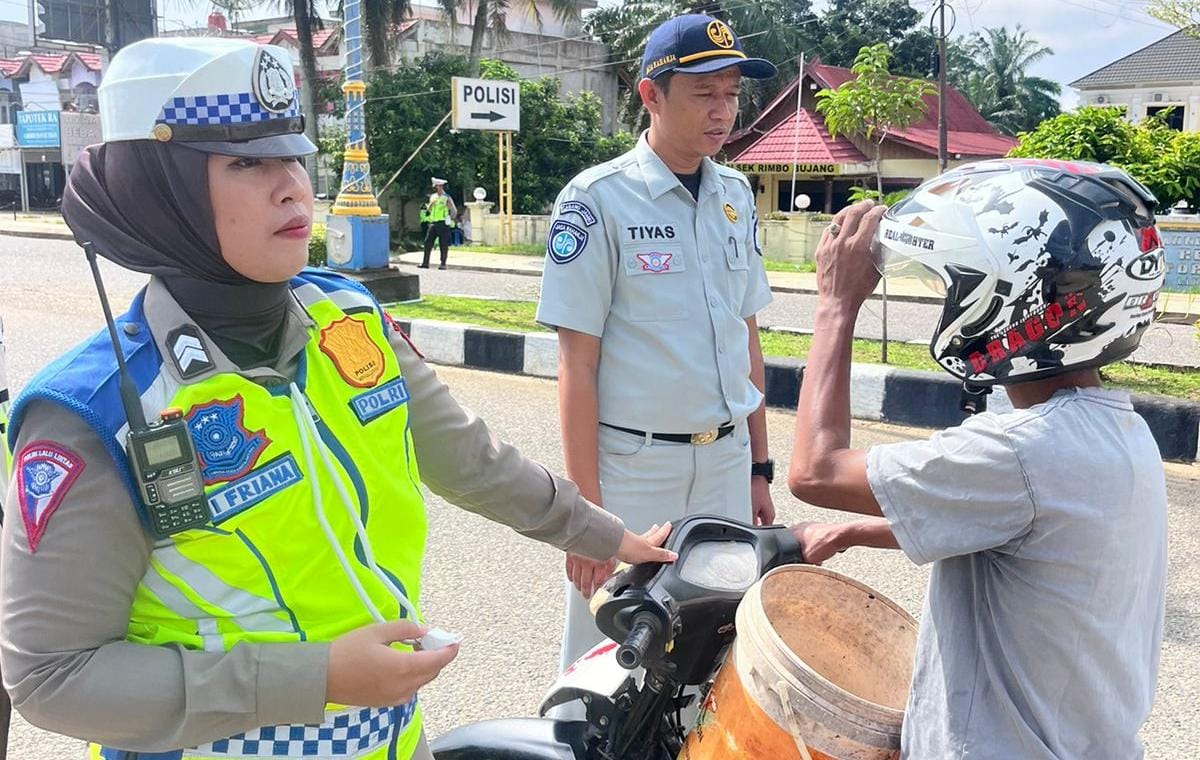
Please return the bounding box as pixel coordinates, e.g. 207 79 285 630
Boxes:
867 387 1166 759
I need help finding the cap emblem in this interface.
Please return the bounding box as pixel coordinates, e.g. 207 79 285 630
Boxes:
707 20 734 49
253 47 294 114
152 123 174 142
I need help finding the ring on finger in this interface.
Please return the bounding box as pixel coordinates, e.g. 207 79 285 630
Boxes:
828 222 841 238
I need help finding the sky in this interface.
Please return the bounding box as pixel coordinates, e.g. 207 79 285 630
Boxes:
0 0 1182 109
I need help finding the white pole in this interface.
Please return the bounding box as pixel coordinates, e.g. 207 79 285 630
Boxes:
788 52 805 212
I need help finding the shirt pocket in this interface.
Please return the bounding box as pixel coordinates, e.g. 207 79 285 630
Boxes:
723 233 749 272
621 242 690 322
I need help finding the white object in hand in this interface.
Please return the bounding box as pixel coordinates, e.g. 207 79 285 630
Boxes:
419 627 464 651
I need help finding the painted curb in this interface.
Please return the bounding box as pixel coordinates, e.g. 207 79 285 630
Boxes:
395 319 1200 462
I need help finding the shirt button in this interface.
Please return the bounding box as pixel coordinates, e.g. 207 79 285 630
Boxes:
718 346 725 354
709 298 718 307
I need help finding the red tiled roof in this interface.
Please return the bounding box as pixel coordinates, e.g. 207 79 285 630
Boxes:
888 127 1017 158
732 62 1014 159
732 108 869 165
74 52 102 71
24 53 69 74
0 59 21 77
269 27 342 50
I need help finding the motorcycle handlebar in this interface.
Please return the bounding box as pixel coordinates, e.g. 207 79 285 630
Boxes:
616 612 659 670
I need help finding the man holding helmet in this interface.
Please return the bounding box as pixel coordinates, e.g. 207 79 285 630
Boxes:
787 159 1167 758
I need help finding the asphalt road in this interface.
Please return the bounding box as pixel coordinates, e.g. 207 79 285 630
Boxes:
1 239 1198 757
407 260 1200 368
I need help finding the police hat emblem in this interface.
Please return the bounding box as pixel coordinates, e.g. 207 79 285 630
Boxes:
253 47 294 114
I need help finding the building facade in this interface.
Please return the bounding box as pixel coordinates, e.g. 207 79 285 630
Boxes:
1071 27 1200 132
724 62 1017 216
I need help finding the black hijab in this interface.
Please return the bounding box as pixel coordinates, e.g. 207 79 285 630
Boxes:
61 140 292 367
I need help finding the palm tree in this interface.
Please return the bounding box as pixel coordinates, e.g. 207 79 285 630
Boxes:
961 26 1061 135
586 0 818 131
459 0 591 76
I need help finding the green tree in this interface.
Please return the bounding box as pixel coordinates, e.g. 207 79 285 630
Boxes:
585 0 821 131
956 26 1060 135
1009 106 1200 209
816 43 934 196
361 55 635 225
816 42 932 363
813 0 933 78
1147 0 1200 31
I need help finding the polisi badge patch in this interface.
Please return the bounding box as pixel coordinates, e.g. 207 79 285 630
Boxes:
187 396 270 485
253 47 295 113
723 203 738 223
548 219 589 264
319 316 386 388
16 441 85 553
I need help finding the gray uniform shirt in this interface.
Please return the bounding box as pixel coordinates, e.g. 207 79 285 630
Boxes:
0 280 624 752
867 388 1166 759
535 132 772 433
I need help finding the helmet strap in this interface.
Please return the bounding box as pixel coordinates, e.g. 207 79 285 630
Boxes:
960 382 992 415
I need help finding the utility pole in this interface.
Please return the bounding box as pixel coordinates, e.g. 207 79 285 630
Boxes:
936 0 950 173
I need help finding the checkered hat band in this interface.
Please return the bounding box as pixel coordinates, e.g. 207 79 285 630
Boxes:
157 93 301 127
192 699 418 757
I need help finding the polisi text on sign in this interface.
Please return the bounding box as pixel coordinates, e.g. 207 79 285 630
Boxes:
462 83 516 105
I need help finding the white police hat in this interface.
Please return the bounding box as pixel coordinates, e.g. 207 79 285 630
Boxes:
99 37 317 158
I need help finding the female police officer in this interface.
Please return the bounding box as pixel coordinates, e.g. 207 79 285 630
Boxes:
0 37 672 760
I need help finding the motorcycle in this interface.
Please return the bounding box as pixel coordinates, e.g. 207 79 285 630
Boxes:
430 515 805 759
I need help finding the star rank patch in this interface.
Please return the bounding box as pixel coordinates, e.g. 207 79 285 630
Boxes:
16 441 85 553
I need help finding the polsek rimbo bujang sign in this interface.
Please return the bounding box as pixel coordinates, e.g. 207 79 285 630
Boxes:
726 162 871 176
452 77 520 132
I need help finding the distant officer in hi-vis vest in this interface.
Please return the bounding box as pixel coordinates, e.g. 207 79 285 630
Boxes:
420 177 458 270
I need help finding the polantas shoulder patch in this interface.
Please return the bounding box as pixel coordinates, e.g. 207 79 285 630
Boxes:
16 441 85 553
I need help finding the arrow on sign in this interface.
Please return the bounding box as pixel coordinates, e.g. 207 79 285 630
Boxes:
470 111 505 122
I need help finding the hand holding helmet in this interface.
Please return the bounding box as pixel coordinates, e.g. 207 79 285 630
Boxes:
815 200 888 310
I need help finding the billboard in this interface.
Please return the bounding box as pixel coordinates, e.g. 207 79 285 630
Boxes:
16 111 60 148
60 112 102 166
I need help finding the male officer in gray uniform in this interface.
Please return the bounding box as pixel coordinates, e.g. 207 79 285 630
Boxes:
536 14 779 671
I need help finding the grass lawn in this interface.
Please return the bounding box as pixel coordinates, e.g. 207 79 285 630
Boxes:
762 258 816 273
388 295 1200 400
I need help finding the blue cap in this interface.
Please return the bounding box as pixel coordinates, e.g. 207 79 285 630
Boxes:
641 14 777 81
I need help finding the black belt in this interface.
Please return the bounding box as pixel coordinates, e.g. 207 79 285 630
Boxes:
602 422 734 445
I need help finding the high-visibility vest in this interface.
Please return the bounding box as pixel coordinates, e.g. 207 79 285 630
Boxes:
12 270 428 760
427 193 450 223
0 317 10 500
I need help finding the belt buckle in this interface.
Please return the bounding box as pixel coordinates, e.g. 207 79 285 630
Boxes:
690 429 718 445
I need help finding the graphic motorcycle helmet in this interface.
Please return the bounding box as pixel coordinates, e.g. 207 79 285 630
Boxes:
875 158 1165 387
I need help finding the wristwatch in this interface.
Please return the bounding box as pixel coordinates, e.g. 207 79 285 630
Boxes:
751 459 775 484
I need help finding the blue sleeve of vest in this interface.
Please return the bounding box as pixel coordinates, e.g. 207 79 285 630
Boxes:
295 267 390 333
7 290 158 530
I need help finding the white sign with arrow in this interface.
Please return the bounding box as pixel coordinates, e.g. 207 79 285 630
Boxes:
452 77 520 132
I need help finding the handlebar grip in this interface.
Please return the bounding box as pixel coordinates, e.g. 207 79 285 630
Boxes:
616 613 658 670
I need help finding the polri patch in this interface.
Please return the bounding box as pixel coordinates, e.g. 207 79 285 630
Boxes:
351 377 410 424
558 200 597 227
319 316 386 388
207 452 303 523
548 219 589 264
16 441 85 553
723 203 738 223
187 397 270 485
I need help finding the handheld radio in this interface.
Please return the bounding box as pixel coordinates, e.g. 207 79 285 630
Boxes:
84 243 210 535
